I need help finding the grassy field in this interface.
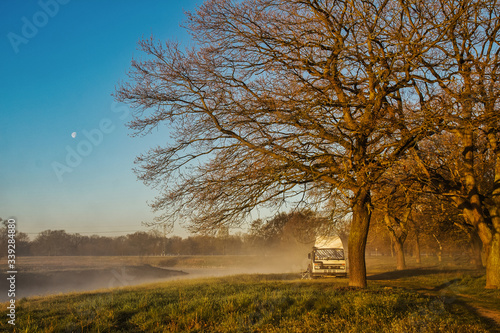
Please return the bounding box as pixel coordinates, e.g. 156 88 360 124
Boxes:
1 255 499 332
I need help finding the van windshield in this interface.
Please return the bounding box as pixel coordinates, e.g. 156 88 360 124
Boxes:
315 249 344 260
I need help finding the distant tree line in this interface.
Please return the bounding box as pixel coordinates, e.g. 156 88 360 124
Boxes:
0 210 471 260
0 226 246 257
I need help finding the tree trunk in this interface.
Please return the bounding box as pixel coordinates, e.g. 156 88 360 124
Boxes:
348 189 371 288
463 205 496 287
486 232 500 289
453 221 483 269
484 126 500 288
415 232 421 264
470 232 483 269
384 214 408 270
393 238 406 270
433 234 442 263
483 205 500 289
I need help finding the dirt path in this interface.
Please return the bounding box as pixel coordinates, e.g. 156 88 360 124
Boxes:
474 307 500 331
367 268 500 333
456 293 500 332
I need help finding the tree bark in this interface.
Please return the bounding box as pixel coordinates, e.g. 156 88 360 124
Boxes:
483 205 500 289
483 125 500 288
462 204 495 285
486 232 500 289
415 232 421 264
393 238 406 270
384 213 408 270
470 232 483 269
433 234 443 263
348 189 372 288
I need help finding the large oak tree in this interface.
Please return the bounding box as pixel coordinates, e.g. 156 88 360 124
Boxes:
116 0 437 287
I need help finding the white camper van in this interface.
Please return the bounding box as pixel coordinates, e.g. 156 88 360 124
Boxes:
306 236 347 278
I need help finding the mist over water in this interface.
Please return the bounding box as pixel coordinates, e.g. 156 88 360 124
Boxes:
0 253 311 302
1 265 185 302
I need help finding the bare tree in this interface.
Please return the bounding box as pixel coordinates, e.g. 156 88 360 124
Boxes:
410 132 486 265
382 188 412 270
411 0 500 288
116 0 437 287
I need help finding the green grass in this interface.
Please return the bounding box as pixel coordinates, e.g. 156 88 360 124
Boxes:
1 273 495 333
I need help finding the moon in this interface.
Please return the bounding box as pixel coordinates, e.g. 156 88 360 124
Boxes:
71 132 77 138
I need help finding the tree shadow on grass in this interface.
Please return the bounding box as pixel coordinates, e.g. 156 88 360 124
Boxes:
368 268 499 332
113 309 141 332
366 267 477 281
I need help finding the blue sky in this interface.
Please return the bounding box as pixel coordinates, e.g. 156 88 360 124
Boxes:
0 0 203 238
